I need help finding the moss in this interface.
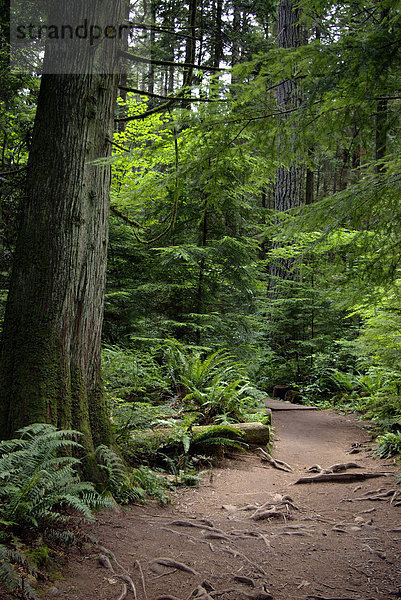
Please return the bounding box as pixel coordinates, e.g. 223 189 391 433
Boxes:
28 545 51 568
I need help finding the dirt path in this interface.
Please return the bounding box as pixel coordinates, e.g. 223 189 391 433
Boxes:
45 404 401 600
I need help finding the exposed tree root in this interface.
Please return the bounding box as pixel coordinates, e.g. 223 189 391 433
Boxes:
161 526 216 549
150 557 199 576
187 584 214 599
211 589 272 600
325 462 361 473
98 551 137 600
274 530 312 537
293 472 391 484
220 546 267 575
258 447 293 472
233 575 255 587
350 489 397 502
250 495 297 521
204 533 230 541
134 560 148 600
251 508 290 521
307 596 366 600
168 520 225 535
117 583 128 600
229 530 271 547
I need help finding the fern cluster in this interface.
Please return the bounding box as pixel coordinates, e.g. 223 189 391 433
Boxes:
374 432 401 459
0 424 112 597
162 342 258 423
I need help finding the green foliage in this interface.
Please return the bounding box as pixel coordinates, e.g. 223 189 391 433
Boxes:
0 424 110 530
374 432 401 459
95 445 145 505
162 341 258 423
0 541 38 599
0 424 112 598
103 345 169 401
131 466 173 505
190 425 246 454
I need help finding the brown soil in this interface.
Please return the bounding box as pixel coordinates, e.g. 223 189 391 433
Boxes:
42 404 401 600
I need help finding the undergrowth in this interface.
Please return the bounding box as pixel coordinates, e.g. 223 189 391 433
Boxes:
0 424 112 598
103 341 267 473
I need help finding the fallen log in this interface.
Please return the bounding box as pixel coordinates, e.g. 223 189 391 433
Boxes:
133 422 271 446
293 472 392 485
194 423 271 445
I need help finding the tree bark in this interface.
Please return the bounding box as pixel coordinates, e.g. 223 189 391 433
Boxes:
270 0 306 287
0 1 125 462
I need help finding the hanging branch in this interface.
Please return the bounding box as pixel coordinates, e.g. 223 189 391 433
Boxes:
110 206 149 231
119 50 225 72
118 85 227 103
129 22 200 41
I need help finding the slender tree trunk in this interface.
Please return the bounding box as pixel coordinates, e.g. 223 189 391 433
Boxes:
375 7 390 174
196 197 208 345
270 0 306 287
0 1 125 460
183 0 197 93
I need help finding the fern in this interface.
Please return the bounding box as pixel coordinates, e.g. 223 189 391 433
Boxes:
374 432 401 458
0 542 38 599
191 425 247 454
95 445 145 504
0 424 113 598
131 466 173 505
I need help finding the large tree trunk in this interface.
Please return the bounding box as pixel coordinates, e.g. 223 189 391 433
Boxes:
0 0 125 459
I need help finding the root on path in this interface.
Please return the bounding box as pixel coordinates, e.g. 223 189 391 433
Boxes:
293 472 391 484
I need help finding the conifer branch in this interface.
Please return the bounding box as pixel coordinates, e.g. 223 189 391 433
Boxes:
118 85 227 103
119 50 226 72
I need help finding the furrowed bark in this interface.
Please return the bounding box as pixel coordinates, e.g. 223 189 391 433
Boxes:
0 1 125 465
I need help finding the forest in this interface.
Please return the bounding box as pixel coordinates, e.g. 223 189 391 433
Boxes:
0 0 400 597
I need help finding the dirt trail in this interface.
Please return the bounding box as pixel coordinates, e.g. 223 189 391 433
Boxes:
46 403 401 600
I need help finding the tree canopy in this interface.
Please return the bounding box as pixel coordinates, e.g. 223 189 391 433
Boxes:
1 0 400 457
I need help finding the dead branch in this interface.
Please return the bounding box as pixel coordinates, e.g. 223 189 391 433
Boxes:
293 472 392 484
257 447 293 472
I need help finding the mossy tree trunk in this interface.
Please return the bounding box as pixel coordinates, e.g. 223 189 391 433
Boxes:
0 0 125 459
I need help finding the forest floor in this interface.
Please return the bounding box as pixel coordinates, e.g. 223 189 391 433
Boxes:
42 401 401 600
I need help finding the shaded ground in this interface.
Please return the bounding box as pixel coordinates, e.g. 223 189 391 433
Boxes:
42 402 401 600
